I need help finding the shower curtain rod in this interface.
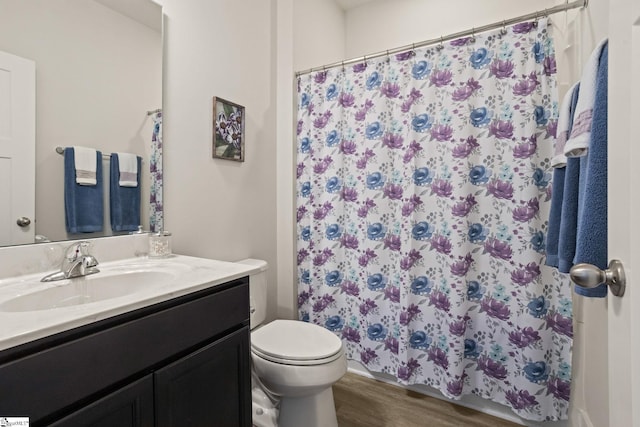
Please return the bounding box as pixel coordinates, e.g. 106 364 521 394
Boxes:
295 0 588 77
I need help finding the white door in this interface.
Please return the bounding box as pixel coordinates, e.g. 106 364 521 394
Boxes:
608 0 639 425
0 50 35 246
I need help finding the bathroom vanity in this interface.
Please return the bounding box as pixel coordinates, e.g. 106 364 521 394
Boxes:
0 254 255 427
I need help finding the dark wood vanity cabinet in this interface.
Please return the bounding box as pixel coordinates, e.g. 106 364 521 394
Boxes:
0 278 251 427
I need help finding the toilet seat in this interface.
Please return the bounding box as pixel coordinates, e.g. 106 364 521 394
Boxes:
251 319 343 366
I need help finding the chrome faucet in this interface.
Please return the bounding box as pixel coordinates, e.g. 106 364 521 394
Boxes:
41 241 100 282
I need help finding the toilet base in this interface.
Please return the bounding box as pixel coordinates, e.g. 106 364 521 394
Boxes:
277 386 338 427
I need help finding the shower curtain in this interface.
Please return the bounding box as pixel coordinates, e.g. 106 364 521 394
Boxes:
296 19 572 421
150 112 163 232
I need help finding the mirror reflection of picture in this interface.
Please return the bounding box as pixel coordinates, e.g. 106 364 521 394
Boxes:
213 97 245 162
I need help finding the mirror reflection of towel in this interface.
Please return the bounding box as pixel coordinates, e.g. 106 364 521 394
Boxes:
73 146 98 186
110 153 141 232
64 148 104 233
116 152 138 187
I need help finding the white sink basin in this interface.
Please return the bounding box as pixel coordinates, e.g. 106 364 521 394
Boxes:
0 269 178 312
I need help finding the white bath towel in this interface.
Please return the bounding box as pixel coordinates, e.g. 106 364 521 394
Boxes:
552 82 579 168
73 146 97 186
116 152 138 187
564 39 608 157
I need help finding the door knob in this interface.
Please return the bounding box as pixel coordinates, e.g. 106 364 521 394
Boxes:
569 260 626 297
16 217 31 227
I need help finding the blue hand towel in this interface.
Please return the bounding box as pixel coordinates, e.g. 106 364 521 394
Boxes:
110 153 142 232
574 42 608 297
64 148 104 233
547 83 580 270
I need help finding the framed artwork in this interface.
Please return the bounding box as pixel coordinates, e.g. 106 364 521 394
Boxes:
212 96 245 162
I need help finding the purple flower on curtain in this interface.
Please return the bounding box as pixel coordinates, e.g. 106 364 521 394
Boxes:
400 249 423 270
312 294 335 312
490 59 514 79
447 379 465 397
383 234 402 251
480 297 511 320
384 286 400 302
313 156 333 173
385 336 399 354
477 355 508 380
296 162 305 179
505 389 539 410
297 120 304 136
508 326 541 348
430 69 453 87
546 312 573 337
339 139 357 155
358 198 377 218
313 111 332 129
543 55 557 76
452 195 478 217
487 179 514 200
546 120 558 138
402 195 423 217
396 51 414 61
296 248 309 265
430 124 454 141
400 304 422 325
381 81 401 98
341 280 360 296
452 136 480 158
342 326 362 343
338 92 355 107
512 22 535 33
512 198 539 222
547 377 571 401
488 120 514 139
431 179 453 197
340 187 359 202
411 276 433 295
296 206 307 222
513 137 537 158
353 62 367 73
483 238 513 260
513 78 538 96
449 319 467 336
412 60 432 80
452 85 474 102
431 234 452 254
429 290 451 312
397 358 420 381
314 71 327 83
427 347 449 370
450 254 474 276
298 290 310 307
359 298 378 315
382 133 404 149
313 202 333 220
340 234 360 250
360 348 378 364
383 183 404 200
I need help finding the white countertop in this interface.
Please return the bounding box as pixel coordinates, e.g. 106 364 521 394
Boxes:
0 255 259 352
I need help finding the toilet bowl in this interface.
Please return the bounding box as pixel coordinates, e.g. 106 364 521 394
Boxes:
236 259 347 427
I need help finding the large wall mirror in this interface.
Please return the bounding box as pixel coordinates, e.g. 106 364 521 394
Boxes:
0 0 162 247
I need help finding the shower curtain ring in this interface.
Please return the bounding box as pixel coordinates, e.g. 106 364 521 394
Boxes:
470 28 475 43
437 36 444 50
501 20 507 35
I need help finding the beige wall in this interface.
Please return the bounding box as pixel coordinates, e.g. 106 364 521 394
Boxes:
158 0 279 321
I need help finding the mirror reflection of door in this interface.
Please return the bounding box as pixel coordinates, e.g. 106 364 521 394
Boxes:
0 50 35 246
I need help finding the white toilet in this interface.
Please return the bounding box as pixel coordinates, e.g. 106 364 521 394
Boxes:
237 259 347 427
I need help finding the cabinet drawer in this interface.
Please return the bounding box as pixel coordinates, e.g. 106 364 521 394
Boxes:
0 279 248 424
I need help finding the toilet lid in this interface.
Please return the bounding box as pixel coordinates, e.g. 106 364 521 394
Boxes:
251 319 343 362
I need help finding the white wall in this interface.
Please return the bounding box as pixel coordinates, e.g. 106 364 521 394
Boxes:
0 0 161 242
158 0 279 321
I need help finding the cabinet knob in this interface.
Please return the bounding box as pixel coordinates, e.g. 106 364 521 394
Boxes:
570 260 626 297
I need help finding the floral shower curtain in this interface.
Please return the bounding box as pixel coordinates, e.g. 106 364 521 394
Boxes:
150 111 163 232
296 19 572 421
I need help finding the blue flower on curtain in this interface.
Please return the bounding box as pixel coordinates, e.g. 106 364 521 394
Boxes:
296 19 571 422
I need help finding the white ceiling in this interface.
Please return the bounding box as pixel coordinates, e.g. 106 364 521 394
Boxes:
334 0 377 11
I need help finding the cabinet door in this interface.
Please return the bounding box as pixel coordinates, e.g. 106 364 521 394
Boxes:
154 326 251 427
49 375 154 427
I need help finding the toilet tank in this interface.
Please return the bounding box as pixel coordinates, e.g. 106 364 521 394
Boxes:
236 259 268 329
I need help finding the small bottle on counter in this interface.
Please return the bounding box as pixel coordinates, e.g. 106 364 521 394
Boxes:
149 230 172 258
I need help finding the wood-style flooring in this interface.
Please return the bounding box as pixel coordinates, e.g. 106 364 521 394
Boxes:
333 373 521 427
